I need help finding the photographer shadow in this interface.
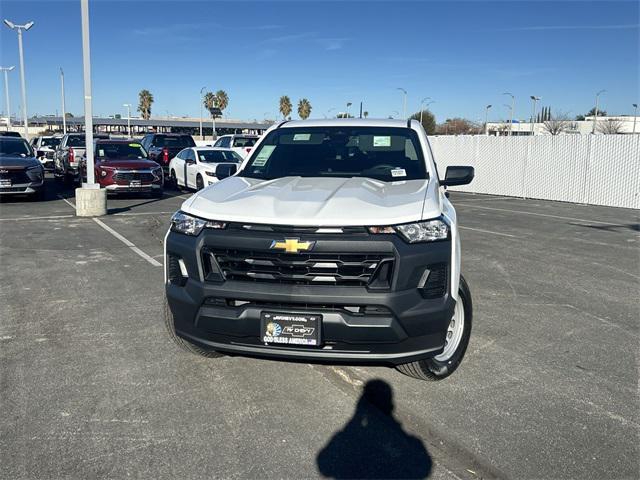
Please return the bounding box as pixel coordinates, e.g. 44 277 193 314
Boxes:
317 379 432 479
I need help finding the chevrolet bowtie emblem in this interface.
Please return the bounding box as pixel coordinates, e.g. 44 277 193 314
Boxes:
270 238 315 254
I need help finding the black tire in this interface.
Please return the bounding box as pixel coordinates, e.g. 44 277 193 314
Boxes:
170 170 178 189
196 174 204 191
396 275 473 381
163 296 223 358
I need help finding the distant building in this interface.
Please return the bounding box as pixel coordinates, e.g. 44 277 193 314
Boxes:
2 115 270 137
486 115 639 136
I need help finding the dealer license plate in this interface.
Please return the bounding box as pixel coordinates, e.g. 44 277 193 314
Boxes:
0 179 11 187
261 312 321 346
129 180 142 187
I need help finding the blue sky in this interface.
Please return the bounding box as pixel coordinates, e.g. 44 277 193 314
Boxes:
1 0 638 123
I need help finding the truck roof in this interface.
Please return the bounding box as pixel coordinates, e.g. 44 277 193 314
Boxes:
278 118 414 129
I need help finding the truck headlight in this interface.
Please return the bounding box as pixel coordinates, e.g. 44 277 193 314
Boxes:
368 218 449 243
170 211 226 236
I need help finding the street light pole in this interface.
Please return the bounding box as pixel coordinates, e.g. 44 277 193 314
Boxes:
79 0 95 185
60 68 67 134
346 102 352 118
503 92 514 136
3 19 34 139
592 89 606 134
419 97 431 125
123 103 131 137
199 86 205 140
484 104 492 135
0 66 14 131
530 96 540 135
633 103 638 134
397 87 407 119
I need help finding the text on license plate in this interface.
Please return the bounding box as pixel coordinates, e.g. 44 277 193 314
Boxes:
261 312 321 346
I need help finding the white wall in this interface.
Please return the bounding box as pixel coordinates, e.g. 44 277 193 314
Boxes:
428 135 640 209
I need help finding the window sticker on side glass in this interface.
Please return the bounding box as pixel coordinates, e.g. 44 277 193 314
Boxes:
129 143 141 148
252 145 275 167
98 149 105 157
293 133 311 141
391 168 407 178
373 136 391 147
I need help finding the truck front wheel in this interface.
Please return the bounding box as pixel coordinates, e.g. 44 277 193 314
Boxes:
163 296 224 358
396 275 472 381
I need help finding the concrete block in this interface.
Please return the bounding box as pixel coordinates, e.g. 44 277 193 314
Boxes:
75 185 107 217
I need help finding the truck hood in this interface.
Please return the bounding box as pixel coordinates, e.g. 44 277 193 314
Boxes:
182 176 440 226
0 156 40 169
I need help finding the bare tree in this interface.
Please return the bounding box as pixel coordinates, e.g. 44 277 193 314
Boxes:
543 111 572 135
597 118 624 134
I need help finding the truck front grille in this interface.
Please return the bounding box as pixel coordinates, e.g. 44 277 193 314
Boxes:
113 172 155 183
203 248 394 287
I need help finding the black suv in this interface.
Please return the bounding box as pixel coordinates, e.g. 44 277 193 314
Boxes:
140 133 196 175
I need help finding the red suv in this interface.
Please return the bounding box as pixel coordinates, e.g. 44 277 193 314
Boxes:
80 139 163 196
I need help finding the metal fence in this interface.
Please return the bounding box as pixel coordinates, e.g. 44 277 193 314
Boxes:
428 135 640 209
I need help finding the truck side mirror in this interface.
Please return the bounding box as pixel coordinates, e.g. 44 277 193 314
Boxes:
215 163 237 179
441 166 474 187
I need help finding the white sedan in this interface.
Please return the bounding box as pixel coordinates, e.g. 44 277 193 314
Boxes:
168 147 243 190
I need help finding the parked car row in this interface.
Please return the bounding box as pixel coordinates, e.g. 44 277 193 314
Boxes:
0 131 259 201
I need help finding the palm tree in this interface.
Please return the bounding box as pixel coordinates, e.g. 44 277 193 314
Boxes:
203 91 217 139
137 89 154 120
363 111 369 118
214 90 229 117
298 98 312 120
279 95 292 120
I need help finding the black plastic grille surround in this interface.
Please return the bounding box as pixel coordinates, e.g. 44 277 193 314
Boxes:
419 263 448 299
203 248 394 287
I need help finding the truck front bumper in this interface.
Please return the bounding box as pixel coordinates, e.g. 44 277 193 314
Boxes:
165 228 455 365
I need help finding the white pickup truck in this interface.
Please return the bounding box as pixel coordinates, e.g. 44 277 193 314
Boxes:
164 118 475 381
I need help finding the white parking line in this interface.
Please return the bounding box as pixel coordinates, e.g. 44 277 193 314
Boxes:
92 218 162 267
56 193 162 267
457 203 625 226
0 214 75 222
459 226 520 238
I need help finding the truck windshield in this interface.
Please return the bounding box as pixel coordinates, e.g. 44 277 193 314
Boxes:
240 127 427 182
67 136 86 147
41 137 61 147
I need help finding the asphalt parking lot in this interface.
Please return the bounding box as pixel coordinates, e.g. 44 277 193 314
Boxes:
1 176 638 480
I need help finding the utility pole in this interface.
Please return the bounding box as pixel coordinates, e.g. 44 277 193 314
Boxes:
503 92 515 136
530 96 540 135
359 101 362 119
3 19 34 139
60 68 67 134
80 0 95 185
123 103 131 136
199 86 206 140
633 103 638 134
397 87 407 119
484 104 492 135
592 89 606 134
0 66 14 131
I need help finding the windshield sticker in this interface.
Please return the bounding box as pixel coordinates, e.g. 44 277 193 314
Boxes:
252 145 275 167
373 136 391 147
293 133 311 141
391 168 407 178
98 149 105 157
